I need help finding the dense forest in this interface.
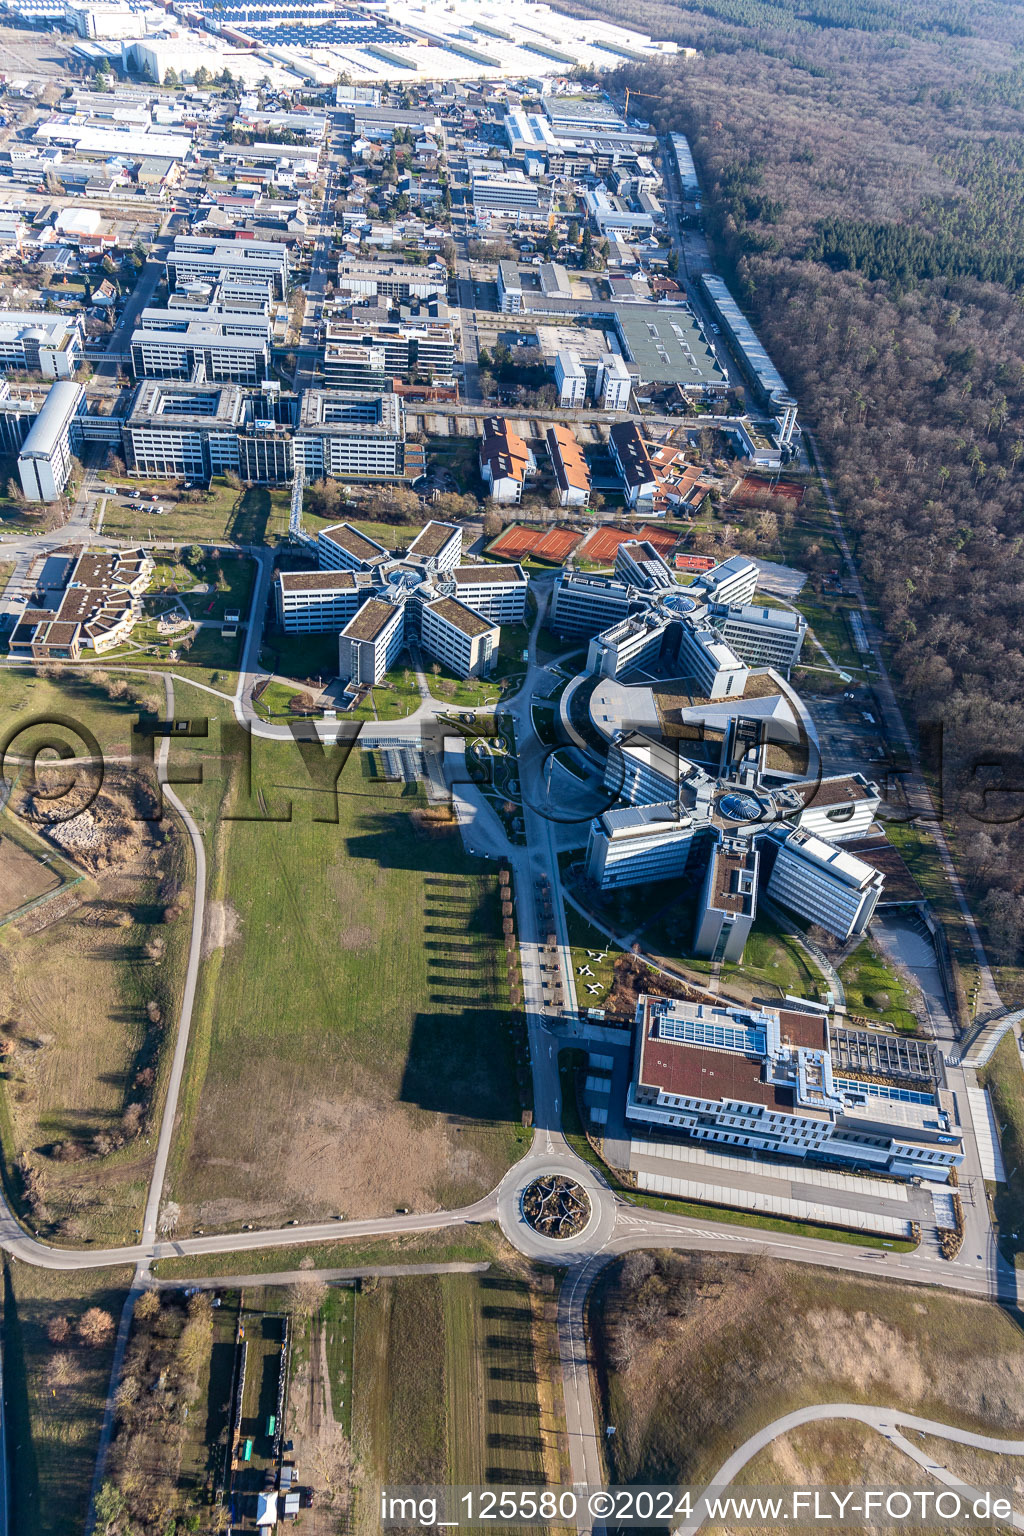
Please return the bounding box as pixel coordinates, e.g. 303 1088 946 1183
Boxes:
554 0 1024 969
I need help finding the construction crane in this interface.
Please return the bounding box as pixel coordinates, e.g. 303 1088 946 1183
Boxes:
623 87 660 119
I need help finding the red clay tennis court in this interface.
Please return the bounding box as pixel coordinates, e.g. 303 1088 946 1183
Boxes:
579 523 679 561
735 477 805 506
489 525 585 560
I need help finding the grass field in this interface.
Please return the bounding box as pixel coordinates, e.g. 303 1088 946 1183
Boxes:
980 1033 1024 1255
2 1258 133 1536
839 938 920 1031
165 741 529 1234
352 1267 566 1535
593 1252 1024 1491
100 478 291 545
151 1225 510 1280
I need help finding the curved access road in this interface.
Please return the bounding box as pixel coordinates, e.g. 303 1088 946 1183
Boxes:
677 1401 1024 1535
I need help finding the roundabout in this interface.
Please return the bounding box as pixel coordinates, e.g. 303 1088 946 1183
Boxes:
496 1152 618 1262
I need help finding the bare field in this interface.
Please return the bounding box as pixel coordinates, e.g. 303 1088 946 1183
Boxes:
166 746 529 1234
0 774 195 1245
0 833 60 918
594 1254 1024 1492
351 1269 566 1536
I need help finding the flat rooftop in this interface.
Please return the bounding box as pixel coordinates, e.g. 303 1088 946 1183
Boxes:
342 596 399 643
427 596 493 637
615 303 728 391
452 564 524 586
278 569 357 592
320 522 389 561
408 520 459 558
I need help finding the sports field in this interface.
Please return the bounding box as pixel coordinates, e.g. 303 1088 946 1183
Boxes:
578 523 679 562
489 525 585 562
167 742 528 1232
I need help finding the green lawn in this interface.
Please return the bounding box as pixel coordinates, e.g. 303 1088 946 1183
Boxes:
147 553 255 624
426 663 502 711
839 938 920 1031
564 903 621 1007
165 743 529 1233
2 1260 133 1536
151 1226 505 1281
344 665 423 722
0 667 164 755
259 628 340 682
101 478 289 545
980 1033 1024 1256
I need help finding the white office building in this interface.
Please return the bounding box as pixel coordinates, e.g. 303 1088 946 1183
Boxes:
420 596 499 679
406 520 462 573
130 321 270 384
338 597 404 686
675 621 749 700
597 352 632 411
614 540 676 593
765 827 884 941
586 610 673 679
551 569 633 637
17 380 85 502
554 349 587 408
710 602 807 669
0 311 84 379
627 993 963 1181
317 522 390 573
693 833 758 962
694 556 760 608
275 569 368 632
497 261 523 314
585 801 697 889
450 565 528 624
787 773 881 843
167 237 288 299
472 172 542 215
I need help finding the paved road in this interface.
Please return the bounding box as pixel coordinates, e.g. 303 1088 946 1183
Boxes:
677 1401 1024 1535
141 674 209 1246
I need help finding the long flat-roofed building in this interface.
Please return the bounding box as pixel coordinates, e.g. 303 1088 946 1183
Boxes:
694 555 759 608
710 601 807 669
334 261 446 302
130 320 270 384
407 519 462 572
275 568 370 632
764 826 884 941
167 236 288 299
17 380 85 502
551 569 634 636
675 621 749 700
627 993 962 1181
316 521 390 573
585 801 698 889
0 310 84 379
420 596 499 678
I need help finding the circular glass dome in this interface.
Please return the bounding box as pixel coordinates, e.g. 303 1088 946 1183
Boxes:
663 592 697 615
718 790 765 822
